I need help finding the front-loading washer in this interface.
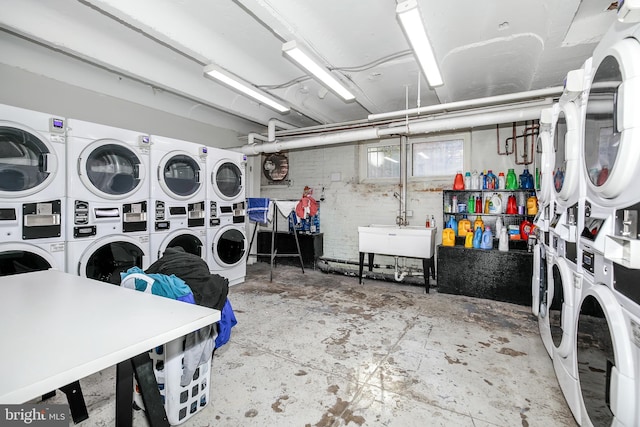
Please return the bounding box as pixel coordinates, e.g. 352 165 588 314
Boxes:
149 135 207 263
207 221 247 286
0 104 67 274
574 244 638 426
66 119 151 243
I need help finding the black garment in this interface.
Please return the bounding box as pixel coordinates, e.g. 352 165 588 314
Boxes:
145 247 228 310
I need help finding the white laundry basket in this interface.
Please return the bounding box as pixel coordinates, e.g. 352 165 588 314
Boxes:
121 273 215 425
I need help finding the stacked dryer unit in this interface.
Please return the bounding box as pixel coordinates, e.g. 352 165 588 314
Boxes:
65 119 151 284
532 104 558 359
149 135 207 264
0 104 66 275
206 147 247 285
546 59 593 422
570 16 640 427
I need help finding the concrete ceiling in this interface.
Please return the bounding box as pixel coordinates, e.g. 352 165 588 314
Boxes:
0 0 618 136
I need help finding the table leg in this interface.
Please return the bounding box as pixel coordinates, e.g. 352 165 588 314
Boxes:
358 252 364 284
59 381 89 424
422 258 430 294
132 353 170 427
367 253 375 271
116 359 134 427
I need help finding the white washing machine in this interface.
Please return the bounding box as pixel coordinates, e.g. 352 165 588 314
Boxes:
205 147 247 284
0 104 67 275
66 119 151 282
149 135 207 264
574 237 638 426
207 221 247 286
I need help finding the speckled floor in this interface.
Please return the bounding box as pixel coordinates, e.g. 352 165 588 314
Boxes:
40 263 576 426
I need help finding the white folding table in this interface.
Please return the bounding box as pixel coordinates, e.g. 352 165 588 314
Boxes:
0 269 221 426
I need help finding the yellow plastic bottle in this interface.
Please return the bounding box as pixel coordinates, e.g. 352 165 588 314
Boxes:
458 218 471 237
442 228 456 246
464 232 474 248
527 196 538 215
474 216 485 231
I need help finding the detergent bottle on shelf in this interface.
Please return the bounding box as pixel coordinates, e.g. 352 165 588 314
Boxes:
458 216 471 237
527 196 538 215
506 168 518 190
473 216 484 232
472 225 483 248
486 170 497 189
495 216 503 237
489 193 502 214
480 226 493 249
453 171 465 190
465 232 474 248
446 215 458 235
498 227 509 251
506 195 517 214
475 197 483 213
464 172 471 189
520 168 534 189
467 195 475 214
442 228 455 246
498 172 506 189
471 170 480 189
484 197 491 214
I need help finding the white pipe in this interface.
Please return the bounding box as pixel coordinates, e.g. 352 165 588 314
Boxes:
368 86 563 121
268 119 296 141
394 257 408 282
233 103 548 155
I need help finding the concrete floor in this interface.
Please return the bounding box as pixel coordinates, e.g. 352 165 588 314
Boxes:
41 263 576 426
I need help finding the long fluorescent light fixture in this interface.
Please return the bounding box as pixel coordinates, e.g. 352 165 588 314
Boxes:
282 40 356 101
203 64 290 113
396 0 443 88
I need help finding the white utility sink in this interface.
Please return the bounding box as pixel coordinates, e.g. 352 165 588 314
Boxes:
358 225 438 259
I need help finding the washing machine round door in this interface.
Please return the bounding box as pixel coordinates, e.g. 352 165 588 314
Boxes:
81 238 145 284
549 257 576 358
212 160 243 201
576 285 636 426
161 231 204 259
537 124 554 205
0 125 59 198
552 101 581 203
0 243 56 276
158 152 202 200
213 226 246 267
584 39 640 202
79 141 145 200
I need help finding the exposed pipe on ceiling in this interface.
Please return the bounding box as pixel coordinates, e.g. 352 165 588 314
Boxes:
232 102 551 155
367 86 564 121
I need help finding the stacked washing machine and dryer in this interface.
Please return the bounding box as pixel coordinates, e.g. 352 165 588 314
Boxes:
149 135 208 264
206 147 247 286
567 16 640 427
0 104 66 276
65 119 151 284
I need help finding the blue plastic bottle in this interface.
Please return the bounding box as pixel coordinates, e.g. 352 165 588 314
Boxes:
480 226 493 249
519 168 534 189
472 225 483 249
486 170 497 189
446 216 458 235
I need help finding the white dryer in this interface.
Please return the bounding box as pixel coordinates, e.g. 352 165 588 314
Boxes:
207 147 246 220
0 104 66 275
149 136 207 264
207 221 247 286
66 119 151 282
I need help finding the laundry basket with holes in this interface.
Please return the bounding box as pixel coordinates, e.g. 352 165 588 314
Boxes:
120 272 216 425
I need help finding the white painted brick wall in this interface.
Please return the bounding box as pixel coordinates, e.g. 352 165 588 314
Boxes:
256 124 535 269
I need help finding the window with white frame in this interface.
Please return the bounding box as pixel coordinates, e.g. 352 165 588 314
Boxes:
361 134 467 181
366 143 400 179
412 138 464 177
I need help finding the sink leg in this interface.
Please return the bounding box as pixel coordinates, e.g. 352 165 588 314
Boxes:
368 253 374 271
422 258 430 294
358 252 365 284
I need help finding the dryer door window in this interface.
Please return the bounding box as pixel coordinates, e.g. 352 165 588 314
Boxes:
215 162 242 199
166 234 203 258
85 241 144 284
549 264 565 348
0 127 51 194
162 154 201 198
553 110 569 193
85 143 143 196
584 55 621 188
215 228 245 266
0 250 51 276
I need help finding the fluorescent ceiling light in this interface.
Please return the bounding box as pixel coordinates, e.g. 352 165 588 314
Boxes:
396 0 443 88
203 64 290 113
282 40 356 101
